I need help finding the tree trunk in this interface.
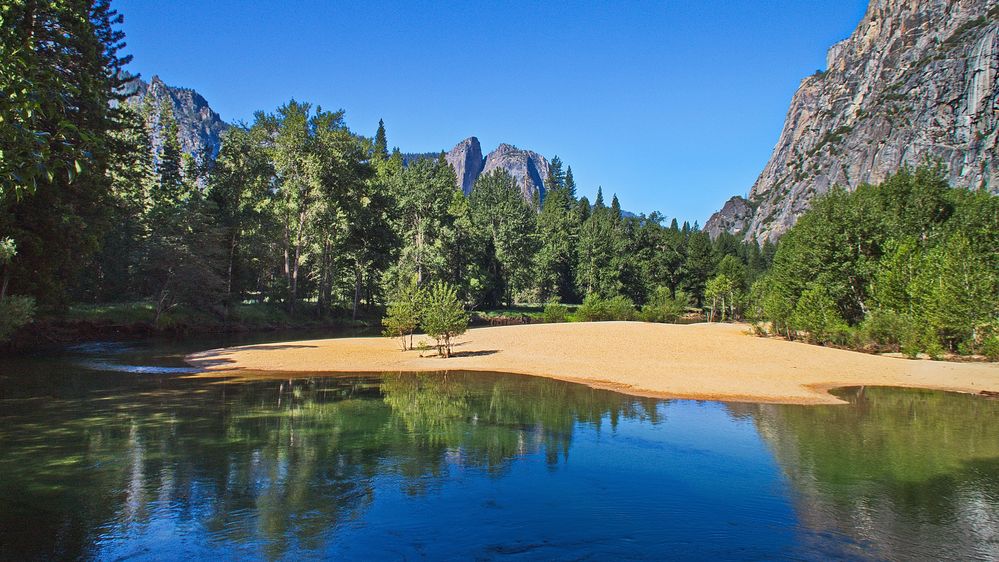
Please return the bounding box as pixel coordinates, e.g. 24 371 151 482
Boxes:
289 207 306 314
352 263 362 321
225 231 237 320
0 264 9 302
283 221 293 312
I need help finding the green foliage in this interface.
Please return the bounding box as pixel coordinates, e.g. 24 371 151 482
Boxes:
752 164 998 355
382 277 423 350
858 309 912 351
640 287 689 323
981 333 999 362
535 158 577 303
704 274 736 322
0 295 35 342
1 0 129 200
469 170 538 306
387 158 461 293
791 284 849 345
900 322 943 359
1 0 130 308
542 298 569 323
420 281 468 358
576 293 635 322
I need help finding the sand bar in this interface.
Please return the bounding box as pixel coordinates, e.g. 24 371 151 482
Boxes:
187 321 999 404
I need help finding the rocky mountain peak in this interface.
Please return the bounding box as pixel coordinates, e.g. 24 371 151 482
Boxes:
441 139 551 204
445 137 485 195
124 75 228 160
707 0 999 242
482 143 551 204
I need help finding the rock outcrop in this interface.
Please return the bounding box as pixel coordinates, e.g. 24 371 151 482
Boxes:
482 143 551 203
704 196 753 238
708 0 999 242
441 138 551 204
445 137 485 195
122 75 228 159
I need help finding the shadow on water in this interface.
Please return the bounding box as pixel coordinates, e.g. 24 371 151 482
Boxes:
0 338 997 560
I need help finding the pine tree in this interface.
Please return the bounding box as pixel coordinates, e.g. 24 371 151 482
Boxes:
469 170 538 306
1 0 130 307
373 118 389 160
545 155 565 194
535 170 577 301
565 166 577 199
154 101 186 205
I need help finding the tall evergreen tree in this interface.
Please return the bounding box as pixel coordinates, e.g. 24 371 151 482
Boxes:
373 118 389 160
469 170 538 306
0 0 131 307
565 166 577 199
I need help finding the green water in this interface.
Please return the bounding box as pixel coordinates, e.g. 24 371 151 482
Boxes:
0 340 997 560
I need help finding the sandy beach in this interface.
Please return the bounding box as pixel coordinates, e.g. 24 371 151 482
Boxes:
186 322 999 404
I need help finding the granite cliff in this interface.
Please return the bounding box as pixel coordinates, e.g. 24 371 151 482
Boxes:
444 138 551 203
445 137 485 195
122 75 228 159
707 0 999 242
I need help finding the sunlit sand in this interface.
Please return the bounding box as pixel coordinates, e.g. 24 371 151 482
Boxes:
187 322 999 405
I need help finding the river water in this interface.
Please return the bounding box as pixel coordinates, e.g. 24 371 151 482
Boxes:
0 335 996 560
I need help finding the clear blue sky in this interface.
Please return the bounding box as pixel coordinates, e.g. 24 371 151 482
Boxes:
118 0 868 224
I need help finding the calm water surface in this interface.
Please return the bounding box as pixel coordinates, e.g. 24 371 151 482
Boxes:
0 336 997 560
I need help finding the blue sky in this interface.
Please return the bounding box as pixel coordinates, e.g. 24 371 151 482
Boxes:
118 0 868 224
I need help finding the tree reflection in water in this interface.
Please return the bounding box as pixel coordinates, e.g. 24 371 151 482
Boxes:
0 370 657 560
1 363 997 560
730 386 999 560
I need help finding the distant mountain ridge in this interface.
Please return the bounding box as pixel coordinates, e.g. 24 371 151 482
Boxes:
707 0 999 242
120 76 555 205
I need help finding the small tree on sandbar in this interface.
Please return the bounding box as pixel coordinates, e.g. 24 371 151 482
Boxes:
421 281 468 358
382 276 423 350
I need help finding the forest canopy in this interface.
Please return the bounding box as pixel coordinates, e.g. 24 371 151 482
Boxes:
1 1 996 362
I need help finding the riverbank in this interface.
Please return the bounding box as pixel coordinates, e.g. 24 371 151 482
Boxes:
187 322 999 404
4 301 378 351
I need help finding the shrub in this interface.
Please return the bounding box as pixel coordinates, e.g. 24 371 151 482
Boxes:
640 287 689 323
981 335 999 362
576 293 635 322
420 281 468 358
382 277 423 350
858 309 911 351
0 296 36 342
542 298 569 323
791 284 849 345
900 322 943 359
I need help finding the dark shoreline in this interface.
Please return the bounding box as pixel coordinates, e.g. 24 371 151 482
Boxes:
2 317 377 354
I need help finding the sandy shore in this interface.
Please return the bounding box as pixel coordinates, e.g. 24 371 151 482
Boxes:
186 322 999 404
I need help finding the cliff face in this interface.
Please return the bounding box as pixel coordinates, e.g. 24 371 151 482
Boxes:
442 138 551 204
123 75 228 159
708 0 999 242
482 143 551 204
445 137 485 195
704 196 753 238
